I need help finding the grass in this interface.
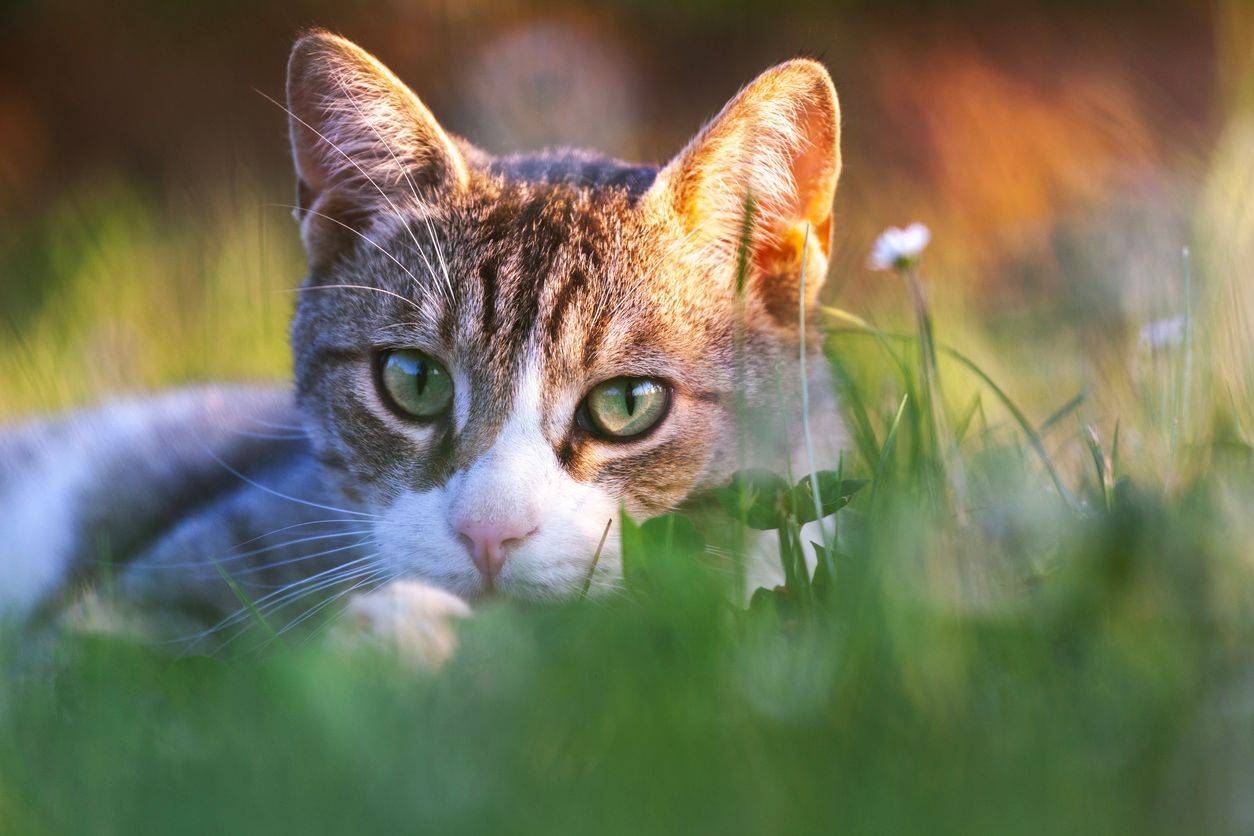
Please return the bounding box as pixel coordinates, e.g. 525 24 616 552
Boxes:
3 175 1254 834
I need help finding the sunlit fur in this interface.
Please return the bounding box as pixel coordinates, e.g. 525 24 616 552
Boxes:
286 31 843 600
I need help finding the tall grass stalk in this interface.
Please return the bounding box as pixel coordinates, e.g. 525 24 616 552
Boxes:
797 225 836 576
822 309 1076 508
730 195 757 595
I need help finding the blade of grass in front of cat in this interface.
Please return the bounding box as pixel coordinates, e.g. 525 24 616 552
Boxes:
731 193 757 591
1111 419 1122 504
823 319 1076 508
823 451 846 588
824 349 881 473
581 518 614 600
210 556 283 645
953 392 983 448
822 305 912 382
796 222 835 566
1038 388 1089 436
870 393 910 510
1176 245 1194 480
1081 423 1110 511
938 343 1075 507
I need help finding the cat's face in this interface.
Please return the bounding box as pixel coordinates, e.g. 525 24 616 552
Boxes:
284 32 841 600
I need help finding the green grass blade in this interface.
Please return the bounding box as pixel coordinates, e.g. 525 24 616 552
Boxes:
210 557 282 645
870 393 910 510
581 518 614 599
823 316 1077 508
1038 388 1089 436
797 224 835 565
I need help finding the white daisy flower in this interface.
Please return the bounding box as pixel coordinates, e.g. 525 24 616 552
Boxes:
1139 316 1186 351
868 222 931 271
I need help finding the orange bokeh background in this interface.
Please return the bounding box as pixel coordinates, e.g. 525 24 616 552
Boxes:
0 0 1241 317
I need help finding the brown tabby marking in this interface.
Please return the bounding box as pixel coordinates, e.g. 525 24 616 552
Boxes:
284 31 841 595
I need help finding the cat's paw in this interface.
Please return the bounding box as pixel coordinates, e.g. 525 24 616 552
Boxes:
336 580 472 668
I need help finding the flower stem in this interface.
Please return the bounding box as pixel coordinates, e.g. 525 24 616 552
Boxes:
902 264 966 517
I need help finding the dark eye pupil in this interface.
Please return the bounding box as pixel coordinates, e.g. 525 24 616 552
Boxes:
624 380 637 415
413 365 428 396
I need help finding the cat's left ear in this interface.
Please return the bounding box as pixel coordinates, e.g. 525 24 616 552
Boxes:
647 59 841 311
286 31 469 265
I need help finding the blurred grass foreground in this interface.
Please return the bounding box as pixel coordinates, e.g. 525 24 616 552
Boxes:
5 0 1254 834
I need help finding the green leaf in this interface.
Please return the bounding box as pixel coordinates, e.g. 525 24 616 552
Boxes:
747 584 791 621
621 511 708 598
790 474 868 524
639 514 706 560
619 510 648 594
810 543 833 594
712 469 791 530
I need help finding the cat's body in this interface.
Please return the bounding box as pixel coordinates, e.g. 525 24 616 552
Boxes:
0 33 844 644
0 387 338 620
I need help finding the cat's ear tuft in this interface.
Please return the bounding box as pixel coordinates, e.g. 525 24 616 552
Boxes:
286 31 468 265
648 60 841 311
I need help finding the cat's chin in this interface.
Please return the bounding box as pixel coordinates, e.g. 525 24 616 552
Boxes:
390 547 618 604
398 561 612 604
440 576 595 605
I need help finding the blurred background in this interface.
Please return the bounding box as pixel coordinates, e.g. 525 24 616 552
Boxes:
8 7 1254 831
0 0 1249 433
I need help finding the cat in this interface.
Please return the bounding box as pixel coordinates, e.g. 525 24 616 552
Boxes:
0 31 842 652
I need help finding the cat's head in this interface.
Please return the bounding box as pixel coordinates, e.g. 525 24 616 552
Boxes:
285 31 841 600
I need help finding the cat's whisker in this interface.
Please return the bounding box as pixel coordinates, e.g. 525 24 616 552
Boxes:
294 567 403 650
247 554 384 615
229 518 377 549
115 530 372 571
696 560 744 579
227 428 308 441
227 537 375 577
174 553 386 647
321 69 456 311
241 416 307 433
400 218 450 307
260 87 433 279
204 568 374 655
271 564 393 642
269 566 387 636
203 561 386 654
199 442 379 519
586 580 631 603
323 68 449 307
418 213 457 305
289 283 425 315
264 202 425 290
235 564 386 646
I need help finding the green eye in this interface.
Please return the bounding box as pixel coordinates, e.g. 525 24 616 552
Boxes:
379 349 453 419
582 377 670 440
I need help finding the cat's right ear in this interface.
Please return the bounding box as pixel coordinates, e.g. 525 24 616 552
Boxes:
645 60 841 314
286 31 468 265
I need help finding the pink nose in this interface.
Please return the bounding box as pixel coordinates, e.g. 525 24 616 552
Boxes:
455 518 536 583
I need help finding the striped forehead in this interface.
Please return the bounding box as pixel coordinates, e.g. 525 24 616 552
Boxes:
362 183 643 437
404 187 631 341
